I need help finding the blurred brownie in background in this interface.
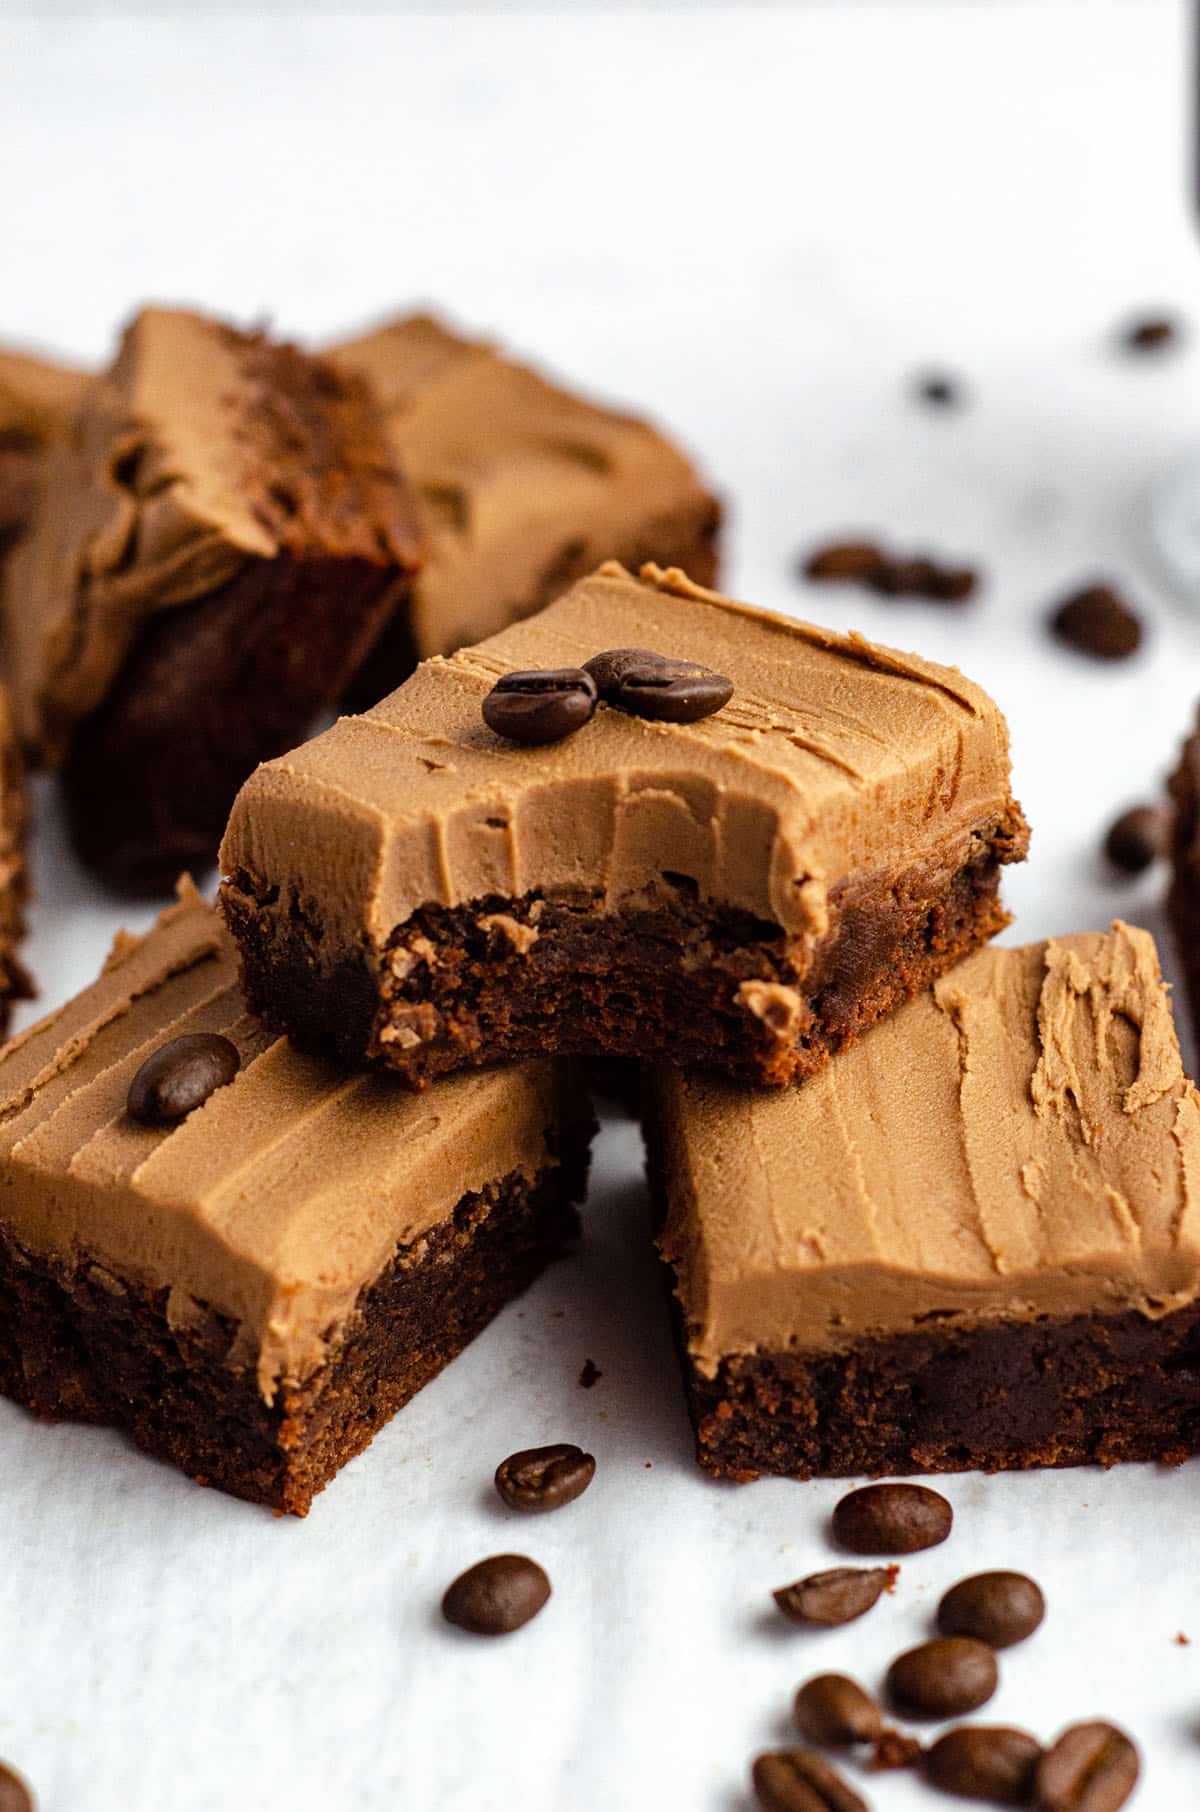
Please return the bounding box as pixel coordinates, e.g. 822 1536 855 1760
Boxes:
0 683 30 1033
0 344 89 560
1168 710 1200 1039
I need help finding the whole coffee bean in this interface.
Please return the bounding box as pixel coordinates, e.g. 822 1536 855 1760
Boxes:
441 1554 550 1635
583 646 733 724
926 1726 1043 1804
1035 1722 1139 1812
751 1748 868 1812
937 1572 1045 1649
1049 586 1142 661
482 668 597 745
1103 803 1171 875
126 1033 240 1125
774 1565 897 1627
494 1443 595 1513
794 1673 883 1747
1122 315 1179 352
803 542 886 583
914 371 965 409
0 1765 33 1812
886 1638 998 1719
832 1483 953 1554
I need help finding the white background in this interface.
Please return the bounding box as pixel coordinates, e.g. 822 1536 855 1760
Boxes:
2 2 1200 1807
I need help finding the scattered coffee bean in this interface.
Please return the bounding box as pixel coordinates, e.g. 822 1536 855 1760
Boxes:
802 540 977 604
1103 803 1171 875
583 646 733 724
494 1443 595 1514
803 542 885 583
885 1637 998 1720
1035 1722 1139 1812
1121 315 1180 352
482 667 597 745
0 1765 33 1812
914 371 965 408
832 1483 953 1554
937 1571 1045 1649
751 1747 868 1812
774 1565 898 1627
926 1726 1043 1805
126 1033 240 1125
868 1731 923 1772
441 1553 550 1635
794 1674 882 1747
1049 585 1143 661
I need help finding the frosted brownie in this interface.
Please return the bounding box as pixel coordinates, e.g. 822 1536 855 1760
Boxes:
647 923 1200 1479
0 882 591 1514
330 312 720 705
221 561 1028 1089
0 343 89 560
0 682 29 1033
3 307 422 893
1168 712 1200 1041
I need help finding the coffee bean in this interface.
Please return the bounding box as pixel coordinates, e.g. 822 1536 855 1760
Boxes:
885 1638 998 1719
937 1571 1045 1649
583 646 732 725
1049 586 1142 661
1121 315 1179 352
926 1726 1043 1804
1103 803 1171 875
794 1673 883 1747
832 1483 952 1554
751 1748 869 1812
1035 1723 1139 1812
126 1033 240 1125
0 1765 33 1812
804 542 886 583
441 1554 550 1635
914 371 965 408
494 1443 595 1513
774 1565 897 1627
482 668 597 745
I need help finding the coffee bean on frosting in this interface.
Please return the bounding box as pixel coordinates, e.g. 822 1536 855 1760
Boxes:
1103 803 1171 875
1035 1723 1139 1812
774 1565 897 1627
126 1033 240 1125
583 646 733 723
1049 586 1142 660
832 1483 952 1554
441 1554 551 1635
885 1637 998 1719
494 1443 595 1514
751 1748 868 1812
925 1726 1042 1804
937 1571 1045 1649
0 1764 34 1812
793 1673 883 1747
482 668 597 745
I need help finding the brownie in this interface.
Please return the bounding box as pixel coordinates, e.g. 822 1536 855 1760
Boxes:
0 343 88 561
220 560 1028 1090
1168 713 1200 1039
329 312 720 707
0 882 592 1514
2 307 422 894
645 922 1200 1479
0 682 30 1034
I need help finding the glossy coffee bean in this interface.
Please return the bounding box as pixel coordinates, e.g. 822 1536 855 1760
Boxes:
441 1554 551 1635
774 1565 895 1627
1049 586 1142 661
937 1572 1045 1649
583 646 733 724
482 668 597 745
126 1033 240 1125
832 1483 952 1555
793 1673 882 1747
1103 804 1170 875
494 1443 595 1514
885 1637 998 1720
1035 1722 1139 1812
751 1747 868 1812
0 1765 33 1812
925 1726 1043 1804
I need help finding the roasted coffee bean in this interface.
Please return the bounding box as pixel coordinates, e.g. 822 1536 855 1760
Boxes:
441 1553 551 1635
1103 803 1171 875
794 1673 883 1747
1122 315 1179 351
127 1033 240 1125
937 1571 1045 1649
482 668 597 745
832 1483 952 1554
774 1565 897 1627
494 1443 595 1514
926 1726 1043 1805
914 371 965 408
751 1747 868 1812
583 646 732 724
804 542 886 583
1035 1723 1139 1812
0 1765 33 1812
1049 586 1143 661
885 1637 998 1719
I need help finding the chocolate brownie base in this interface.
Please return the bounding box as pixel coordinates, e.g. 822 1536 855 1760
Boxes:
224 810 1022 1089
0 1145 587 1516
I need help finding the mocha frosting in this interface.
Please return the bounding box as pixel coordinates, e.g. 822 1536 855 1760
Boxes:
0 881 580 1401
221 561 1025 961
653 923 1200 1376
329 312 717 659
0 344 89 551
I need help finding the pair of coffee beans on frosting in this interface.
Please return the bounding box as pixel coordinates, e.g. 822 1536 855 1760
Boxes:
481 645 734 745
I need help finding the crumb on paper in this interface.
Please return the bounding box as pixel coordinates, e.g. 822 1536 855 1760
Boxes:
1177 1631 1190 1646
578 1357 602 1389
